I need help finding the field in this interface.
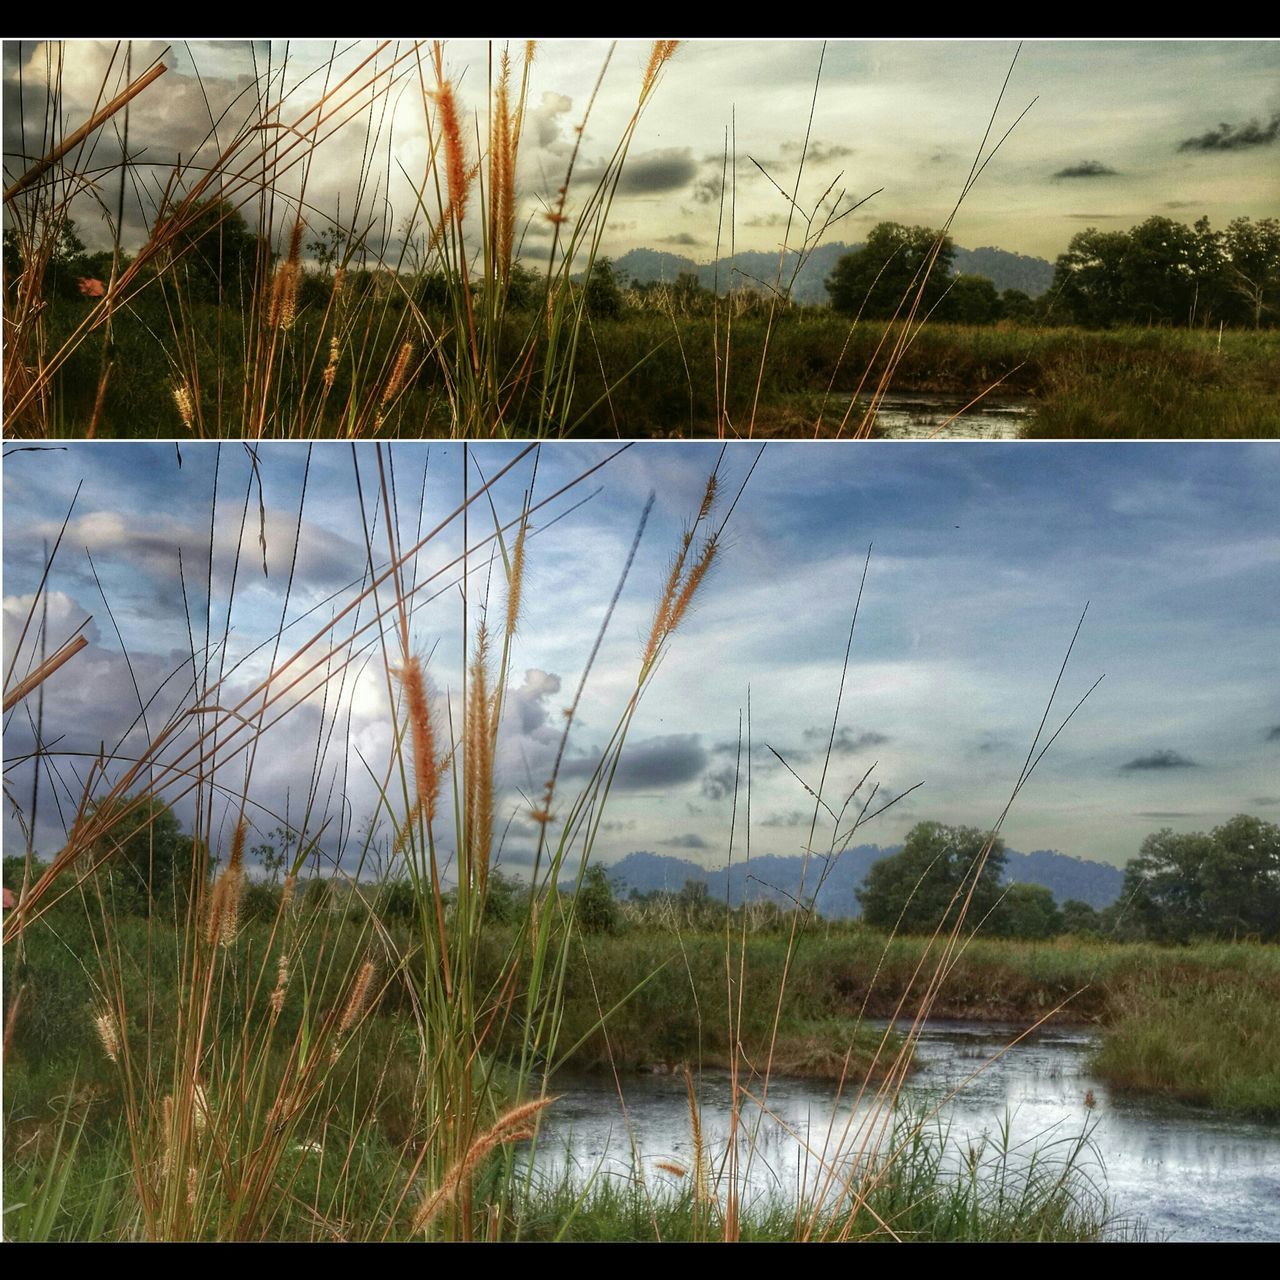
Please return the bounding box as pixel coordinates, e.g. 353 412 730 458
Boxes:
25 296 1280 440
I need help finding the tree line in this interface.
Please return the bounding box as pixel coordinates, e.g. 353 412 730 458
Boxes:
855 815 1280 944
825 217 1280 329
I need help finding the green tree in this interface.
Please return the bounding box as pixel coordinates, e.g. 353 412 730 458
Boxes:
161 198 265 304
1060 899 1102 936
575 864 620 935
826 223 956 320
942 274 1001 325
1121 815 1280 942
584 256 625 320
994 882 1064 939
1221 216 1280 329
88 795 203 918
857 822 1006 935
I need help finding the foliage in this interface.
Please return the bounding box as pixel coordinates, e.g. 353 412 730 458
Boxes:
826 222 956 319
856 821 1006 935
1121 815 1280 943
574 864 621 935
994 882 1064 940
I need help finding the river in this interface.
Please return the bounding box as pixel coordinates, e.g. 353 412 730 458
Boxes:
534 1020 1280 1242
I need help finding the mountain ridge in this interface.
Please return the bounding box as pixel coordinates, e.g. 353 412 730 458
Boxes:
612 241 1055 304
598 844 1123 916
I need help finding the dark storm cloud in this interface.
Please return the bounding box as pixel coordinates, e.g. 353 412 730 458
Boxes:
662 833 709 849
1265 725 1280 742
659 233 700 247
561 733 708 792
1120 750 1200 772
1052 160 1119 179
1177 113 1280 152
577 147 698 197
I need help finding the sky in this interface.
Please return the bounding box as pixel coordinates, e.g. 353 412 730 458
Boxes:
4 440 1278 879
3 38 1278 266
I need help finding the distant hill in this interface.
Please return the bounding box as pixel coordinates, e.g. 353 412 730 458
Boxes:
605 844 1123 916
612 241 1054 305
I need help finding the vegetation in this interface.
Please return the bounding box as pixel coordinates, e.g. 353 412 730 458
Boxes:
5 32 1275 440
1117 815 1280 943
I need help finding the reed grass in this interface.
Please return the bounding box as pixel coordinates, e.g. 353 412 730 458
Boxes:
3 39 1036 441
4 441 1134 1240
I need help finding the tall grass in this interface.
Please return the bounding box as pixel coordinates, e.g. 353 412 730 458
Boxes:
4 39 1034 440
4 441 1121 1240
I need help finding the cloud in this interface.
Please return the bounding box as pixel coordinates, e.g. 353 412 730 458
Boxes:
780 139 855 165
662 833 709 849
527 91 574 149
580 147 698 197
1178 113 1280 152
1136 810 1199 819
760 809 809 828
659 233 700 247
691 176 723 205
1266 725 1280 742
1253 797 1280 808
1120 749 1200 772
802 725 889 756
1052 160 1119 179
701 764 737 802
561 733 707 791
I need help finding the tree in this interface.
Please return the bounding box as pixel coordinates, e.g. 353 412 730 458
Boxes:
1121 815 1280 942
1061 899 1102 936
857 821 1006 935
575 864 620 935
161 198 264 304
942 274 1001 325
826 223 956 320
1221 216 1280 329
994 882 1064 940
584 256 625 320
87 795 203 917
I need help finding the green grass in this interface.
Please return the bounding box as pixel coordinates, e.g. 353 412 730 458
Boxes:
30 296 1280 438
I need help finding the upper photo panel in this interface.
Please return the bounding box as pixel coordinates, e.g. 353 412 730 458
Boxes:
3 37 1277 441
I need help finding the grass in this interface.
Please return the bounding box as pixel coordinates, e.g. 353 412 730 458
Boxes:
4 433 1147 1240
23 295 1280 438
15 38 1267 442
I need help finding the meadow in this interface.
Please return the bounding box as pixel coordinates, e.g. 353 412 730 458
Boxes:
26 295 1280 440
7 38 1274 442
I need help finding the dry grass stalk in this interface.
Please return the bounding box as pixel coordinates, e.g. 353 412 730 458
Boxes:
397 656 441 826
269 953 291 1018
503 520 527 641
206 819 247 947
431 45 472 231
641 40 680 102
409 1095 557 1233
464 624 495 894
172 382 196 433
337 958 378 1037
93 1007 120 1063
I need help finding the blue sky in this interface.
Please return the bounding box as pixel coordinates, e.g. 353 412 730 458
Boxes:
4 441 1278 876
5 39 1277 262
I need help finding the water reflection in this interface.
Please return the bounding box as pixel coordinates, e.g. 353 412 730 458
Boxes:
537 1021 1280 1242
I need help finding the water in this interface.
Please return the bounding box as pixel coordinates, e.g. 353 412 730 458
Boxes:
535 1021 1280 1242
867 392 1031 440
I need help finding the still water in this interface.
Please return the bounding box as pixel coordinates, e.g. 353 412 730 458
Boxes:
536 1021 1280 1242
868 393 1031 440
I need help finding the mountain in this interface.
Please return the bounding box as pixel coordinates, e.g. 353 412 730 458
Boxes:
612 241 1055 305
606 844 1123 917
